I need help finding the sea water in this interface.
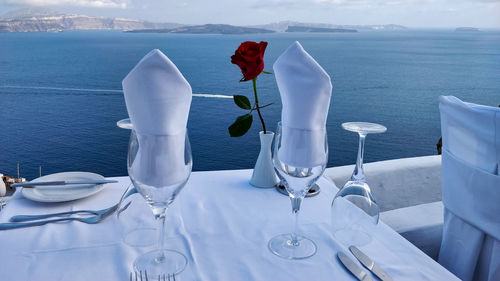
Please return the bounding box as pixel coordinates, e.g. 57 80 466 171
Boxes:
1 30 499 179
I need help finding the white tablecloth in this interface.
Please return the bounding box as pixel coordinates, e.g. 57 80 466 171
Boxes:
0 170 458 281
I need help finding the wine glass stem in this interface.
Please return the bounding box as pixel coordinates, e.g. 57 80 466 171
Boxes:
351 134 366 182
158 215 166 250
155 212 167 262
290 196 302 246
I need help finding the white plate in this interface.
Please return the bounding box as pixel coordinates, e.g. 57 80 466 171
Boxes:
22 172 106 203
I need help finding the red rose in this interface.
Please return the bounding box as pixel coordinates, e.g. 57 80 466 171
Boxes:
231 41 268 81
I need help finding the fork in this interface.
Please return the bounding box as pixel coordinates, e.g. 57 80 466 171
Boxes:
0 200 131 230
9 185 136 222
130 270 148 281
130 271 176 281
158 274 176 281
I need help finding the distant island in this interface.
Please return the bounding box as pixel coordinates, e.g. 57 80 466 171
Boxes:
251 21 406 32
127 24 275 34
286 26 357 33
0 8 406 34
0 8 181 32
455 27 480 32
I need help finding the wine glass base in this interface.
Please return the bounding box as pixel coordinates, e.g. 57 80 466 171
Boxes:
134 249 187 277
341 122 387 134
334 227 372 246
123 227 157 247
268 233 317 260
275 183 320 198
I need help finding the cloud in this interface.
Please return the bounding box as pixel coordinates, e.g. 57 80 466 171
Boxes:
6 0 128 8
249 0 400 9
251 0 500 7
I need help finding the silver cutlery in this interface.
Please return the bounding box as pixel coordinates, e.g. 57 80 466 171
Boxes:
9 186 137 222
158 274 175 281
338 251 373 281
349 246 394 281
131 270 148 281
12 179 118 188
0 185 136 230
130 271 175 281
0 201 131 230
10 202 125 222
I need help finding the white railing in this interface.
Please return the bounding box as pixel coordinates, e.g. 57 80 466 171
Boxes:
325 155 443 260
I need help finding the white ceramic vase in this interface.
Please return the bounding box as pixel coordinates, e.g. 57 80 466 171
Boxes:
250 131 279 188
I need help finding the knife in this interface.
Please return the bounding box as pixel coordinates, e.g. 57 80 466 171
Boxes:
349 246 394 281
338 251 374 281
12 179 118 188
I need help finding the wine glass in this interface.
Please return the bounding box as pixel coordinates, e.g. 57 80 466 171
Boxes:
116 183 157 247
127 127 192 276
268 122 328 259
331 122 386 246
116 118 156 247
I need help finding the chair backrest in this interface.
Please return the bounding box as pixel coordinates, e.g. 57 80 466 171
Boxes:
438 96 500 281
439 95 500 174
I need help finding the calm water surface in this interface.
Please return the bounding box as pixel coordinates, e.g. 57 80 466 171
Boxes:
1 30 499 179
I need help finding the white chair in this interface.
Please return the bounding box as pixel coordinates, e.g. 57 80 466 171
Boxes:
438 95 500 281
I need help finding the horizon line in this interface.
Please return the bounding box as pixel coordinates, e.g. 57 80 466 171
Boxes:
1 10 499 30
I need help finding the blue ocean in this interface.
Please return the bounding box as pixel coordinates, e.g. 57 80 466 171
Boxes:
1 30 499 180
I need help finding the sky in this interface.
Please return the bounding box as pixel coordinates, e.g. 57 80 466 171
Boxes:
0 0 499 28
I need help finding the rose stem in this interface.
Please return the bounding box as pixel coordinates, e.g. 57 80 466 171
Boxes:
252 78 267 134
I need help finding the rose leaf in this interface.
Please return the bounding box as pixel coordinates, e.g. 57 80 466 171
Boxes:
233 95 252 110
228 114 253 137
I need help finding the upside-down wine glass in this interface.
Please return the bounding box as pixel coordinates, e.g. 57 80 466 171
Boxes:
268 122 328 259
128 126 192 276
331 122 386 246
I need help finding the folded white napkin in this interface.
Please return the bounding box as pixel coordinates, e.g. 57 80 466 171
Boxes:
273 42 332 168
123 49 192 136
122 49 192 187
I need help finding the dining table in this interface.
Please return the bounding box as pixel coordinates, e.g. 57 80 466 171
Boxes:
0 169 459 281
